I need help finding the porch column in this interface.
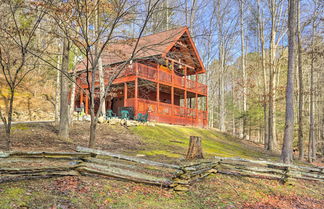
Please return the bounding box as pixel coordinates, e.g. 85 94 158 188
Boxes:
184 66 187 117
85 90 89 114
184 91 187 122
80 90 83 107
157 83 160 113
157 64 160 115
124 82 128 107
195 72 198 88
205 95 208 127
135 78 138 115
171 60 174 116
171 60 174 84
171 87 174 105
195 93 198 124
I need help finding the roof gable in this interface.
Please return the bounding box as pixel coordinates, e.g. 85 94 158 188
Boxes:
75 27 205 74
162 28 206 74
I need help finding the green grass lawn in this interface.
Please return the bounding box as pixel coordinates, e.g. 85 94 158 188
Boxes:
130 124 277 161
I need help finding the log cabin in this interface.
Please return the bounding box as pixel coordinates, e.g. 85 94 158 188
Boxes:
74 26 208 127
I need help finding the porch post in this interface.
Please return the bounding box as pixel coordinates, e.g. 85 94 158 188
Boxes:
205 95 208 127
80 89 83 107
184 66 187 118
184 91 187 109
195 93 198 125
85 90 89 114
157 83 160 111
171 60 174 116
135 78 138 115
124 82 128 107
171 87 174 105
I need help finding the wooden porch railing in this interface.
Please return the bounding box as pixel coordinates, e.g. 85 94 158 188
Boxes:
116 63 207 95
126 98 208 127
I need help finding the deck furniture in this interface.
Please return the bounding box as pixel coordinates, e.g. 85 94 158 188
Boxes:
136 113 149 122
120 110 130 120
106 110 116 119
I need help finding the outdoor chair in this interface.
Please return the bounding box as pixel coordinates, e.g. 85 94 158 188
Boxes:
135 113 143 122
141 113 148 122
106 110 116 119
120 110 130 120
135 113 148 122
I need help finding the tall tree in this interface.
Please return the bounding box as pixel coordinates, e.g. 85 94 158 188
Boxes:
296 0 304 160
256 0 268 149
308 13 315 163
216 0 226 132
281 0 296 164
58 38 70 139
267 0 287 151
55 44 61 126
239 0 248 140
96 0 105 117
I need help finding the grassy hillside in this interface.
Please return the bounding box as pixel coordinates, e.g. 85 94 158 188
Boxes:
1 123 323 208
130 124 277 161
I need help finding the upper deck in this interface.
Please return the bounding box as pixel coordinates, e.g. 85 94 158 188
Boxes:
114 63 207 95
79 62 208 96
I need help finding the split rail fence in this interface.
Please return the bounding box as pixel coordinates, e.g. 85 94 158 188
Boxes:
0 147 323 191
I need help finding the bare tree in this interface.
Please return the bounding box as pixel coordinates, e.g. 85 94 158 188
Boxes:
308 11 315 163
213 0 238 132
267 0 287 151
255 0 268 149
239 0 248 140
96 0 105 117
296 0 304 160
281 0 296 164
0 0 50 150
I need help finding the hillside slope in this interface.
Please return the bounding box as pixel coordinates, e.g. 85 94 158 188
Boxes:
0 122 323 208
130 124 277 161
1 122 277 162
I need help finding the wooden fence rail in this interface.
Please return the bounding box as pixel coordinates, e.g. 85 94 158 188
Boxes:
1 149 323 192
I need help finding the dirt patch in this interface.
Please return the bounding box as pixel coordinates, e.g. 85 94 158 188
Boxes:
242 194 324 209
0 122 142 153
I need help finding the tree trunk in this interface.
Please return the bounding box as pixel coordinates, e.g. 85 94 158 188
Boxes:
4 89 15 151
219 42 225 132
232 69 236 136
88 116 97 148
55 53 61 127
98 57 105 116
240 0 248 140
308 20 315 163
96 0 105 117
281 0 296 164
297 0 304 160
59 38 70 139
69 66 76 125
257 0 268 149
186 136 204 160
268 0 277 151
